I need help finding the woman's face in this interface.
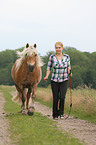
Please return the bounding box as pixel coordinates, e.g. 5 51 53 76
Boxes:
55 44 63 54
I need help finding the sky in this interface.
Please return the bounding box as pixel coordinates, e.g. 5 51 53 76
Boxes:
0 0 96 56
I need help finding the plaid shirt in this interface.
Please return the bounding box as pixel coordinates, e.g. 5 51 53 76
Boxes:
47 53 71 82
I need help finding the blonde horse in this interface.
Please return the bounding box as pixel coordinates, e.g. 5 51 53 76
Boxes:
11 43 43 115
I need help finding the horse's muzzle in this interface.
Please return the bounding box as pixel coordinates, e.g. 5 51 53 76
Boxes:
28 64 34 72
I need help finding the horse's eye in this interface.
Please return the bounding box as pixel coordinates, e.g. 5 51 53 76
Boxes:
26 54 27 56
35 54 37 57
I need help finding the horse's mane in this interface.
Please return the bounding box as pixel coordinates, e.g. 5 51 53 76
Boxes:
15 44 44 71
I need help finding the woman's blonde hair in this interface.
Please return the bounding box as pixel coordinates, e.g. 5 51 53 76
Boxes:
55 42 63 48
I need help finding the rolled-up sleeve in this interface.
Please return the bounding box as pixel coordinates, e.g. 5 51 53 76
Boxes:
47 55 53 71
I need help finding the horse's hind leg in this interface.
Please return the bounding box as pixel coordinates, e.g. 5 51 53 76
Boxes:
16 87 26 114
15 85 26 113
15 90 25 113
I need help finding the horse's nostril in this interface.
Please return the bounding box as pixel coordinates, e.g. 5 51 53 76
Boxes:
28 64 34 72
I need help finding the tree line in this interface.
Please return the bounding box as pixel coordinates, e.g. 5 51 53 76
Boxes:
0 47 96 89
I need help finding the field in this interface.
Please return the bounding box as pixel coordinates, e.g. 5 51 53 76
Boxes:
36 85 96 124
0 85 84 145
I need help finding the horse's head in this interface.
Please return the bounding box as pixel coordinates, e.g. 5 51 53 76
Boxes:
15 43 43 72
26 53 37 72
26 44 37 72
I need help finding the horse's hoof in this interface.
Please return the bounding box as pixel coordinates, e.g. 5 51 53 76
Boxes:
27 106 35 116
21 109 28 115
27 111 34 116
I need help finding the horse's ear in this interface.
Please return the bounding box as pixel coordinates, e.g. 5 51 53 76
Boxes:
26 43 29 48
34 44 37 48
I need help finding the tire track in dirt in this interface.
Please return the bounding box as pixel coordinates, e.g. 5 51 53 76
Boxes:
0 93 11 145
35 101 96 145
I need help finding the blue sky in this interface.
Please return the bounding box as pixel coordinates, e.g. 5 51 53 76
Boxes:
0 0 96 56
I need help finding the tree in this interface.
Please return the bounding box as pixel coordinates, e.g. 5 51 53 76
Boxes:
71 65 83 88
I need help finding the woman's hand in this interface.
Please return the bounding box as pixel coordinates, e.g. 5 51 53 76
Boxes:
69 73 72 77
44 70 51 81
44 76 48 81
68 68 72 77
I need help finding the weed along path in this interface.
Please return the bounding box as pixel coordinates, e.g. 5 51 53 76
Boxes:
0 93 11 145
35 101 96 145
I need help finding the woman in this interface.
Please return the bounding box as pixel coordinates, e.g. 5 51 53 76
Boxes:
44 42 72 119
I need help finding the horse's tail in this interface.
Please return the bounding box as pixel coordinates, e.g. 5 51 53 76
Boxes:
12 91 22 105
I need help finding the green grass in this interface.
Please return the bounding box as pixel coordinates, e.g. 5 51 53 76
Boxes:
0 85 83 145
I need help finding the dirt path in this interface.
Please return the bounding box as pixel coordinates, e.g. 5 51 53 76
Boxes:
0 93 11 145
35 101 96 145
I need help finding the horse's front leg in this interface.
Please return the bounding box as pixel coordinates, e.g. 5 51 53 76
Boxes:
21 89 28 114
28 85 37 115
26 88 32 110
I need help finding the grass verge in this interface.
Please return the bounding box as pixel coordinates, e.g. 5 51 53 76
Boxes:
0 85 83 145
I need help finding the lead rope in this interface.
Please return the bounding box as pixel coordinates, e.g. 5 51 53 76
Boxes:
65 75 72 119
